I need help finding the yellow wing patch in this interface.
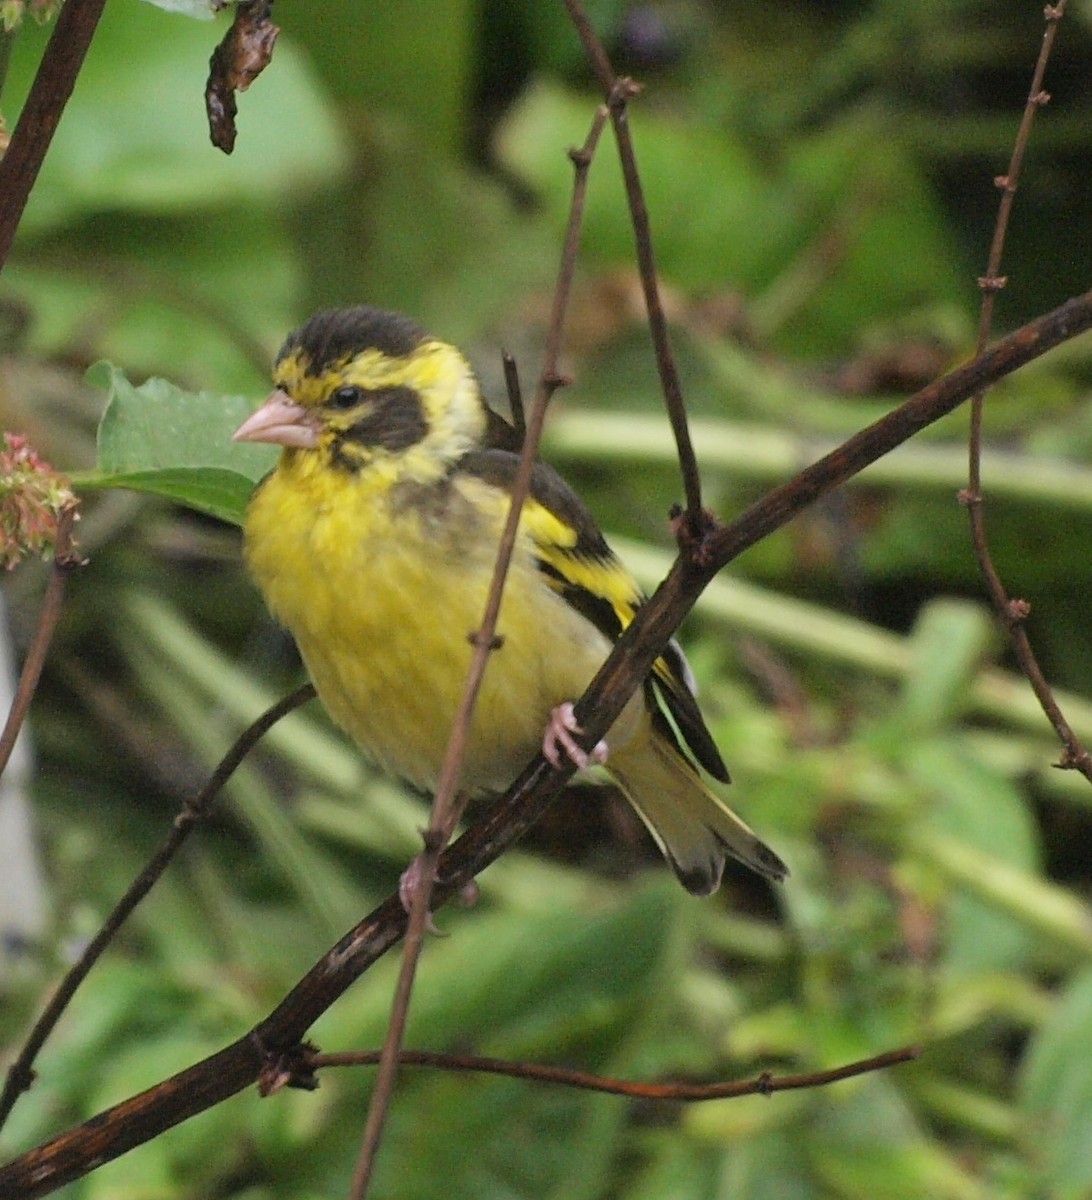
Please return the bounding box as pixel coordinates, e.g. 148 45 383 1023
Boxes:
518 493 728 781
520 495 642 635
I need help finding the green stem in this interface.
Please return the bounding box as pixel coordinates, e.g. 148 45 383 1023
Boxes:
546 411 1092 510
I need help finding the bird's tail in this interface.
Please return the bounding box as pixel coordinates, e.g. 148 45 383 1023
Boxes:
610 724 788 897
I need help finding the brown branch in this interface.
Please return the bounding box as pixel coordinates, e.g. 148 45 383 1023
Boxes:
0 503 80 778
0 0 108 276
567 290 1092 756
501 350 526 440
0 681 316 1133
562 0 705 533
348 100 613 1198
314 1044 922 1100
961 2 1092 779
1 292 1088 1200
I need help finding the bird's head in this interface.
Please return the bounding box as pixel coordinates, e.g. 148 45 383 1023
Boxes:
234 306 490 481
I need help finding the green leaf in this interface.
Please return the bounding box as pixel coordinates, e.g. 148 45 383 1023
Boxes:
6 211 302 394
912 827 1092 962
120 593 368 934
86 361 273 524
900 739 1043 974
901 600 998 733
769 111 964 356
284 0 475 155
808 1077 982 1200
1019 967 1092 1196
78 466 257 526
392 885 681 1054
498 82 786 291
299 888 684 1199
498 87 961 357
6 0 348 231
715 1130 816 1200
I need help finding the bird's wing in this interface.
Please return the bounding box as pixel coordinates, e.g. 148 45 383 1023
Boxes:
456 447 729 781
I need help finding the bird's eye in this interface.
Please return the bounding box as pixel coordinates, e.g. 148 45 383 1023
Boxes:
329 385 362 410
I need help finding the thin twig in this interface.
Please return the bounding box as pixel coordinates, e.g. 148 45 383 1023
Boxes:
0 682 316 1132
0 0 108 275
0 504 80 778
315 1044 921 1100
562 0 705 533
502 351 526 440
961 2 1092 778
348 101 613 1199
2 292 1088 1200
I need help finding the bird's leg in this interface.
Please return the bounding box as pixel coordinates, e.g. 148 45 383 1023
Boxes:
542 702 609 771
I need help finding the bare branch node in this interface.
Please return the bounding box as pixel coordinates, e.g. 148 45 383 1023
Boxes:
977 275 1008 292
608 78 642 109
568 144 594 168
173 803 201 830
6 1063 34 1096
253 1037 320 1097
1056 745 1092 772
467 631 505 651
670 503 723 566
1006 597 1032 622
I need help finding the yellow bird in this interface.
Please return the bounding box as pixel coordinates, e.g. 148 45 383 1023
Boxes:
234 306 786 895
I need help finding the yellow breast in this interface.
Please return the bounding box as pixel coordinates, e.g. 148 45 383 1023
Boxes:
243 451 626 793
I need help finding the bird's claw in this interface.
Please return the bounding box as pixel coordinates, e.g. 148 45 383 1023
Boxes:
543 702 609 771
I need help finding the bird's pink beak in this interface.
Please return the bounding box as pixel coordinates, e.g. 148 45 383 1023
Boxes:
233 389 321 449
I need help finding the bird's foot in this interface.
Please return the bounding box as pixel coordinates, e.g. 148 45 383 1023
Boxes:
542 702 609 771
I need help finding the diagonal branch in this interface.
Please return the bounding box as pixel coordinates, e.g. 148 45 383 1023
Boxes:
0 682 316 1133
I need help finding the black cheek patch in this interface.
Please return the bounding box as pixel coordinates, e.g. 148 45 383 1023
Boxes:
346 386 428 453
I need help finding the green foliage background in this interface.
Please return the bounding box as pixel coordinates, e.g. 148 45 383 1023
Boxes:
3 1 1092 1197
